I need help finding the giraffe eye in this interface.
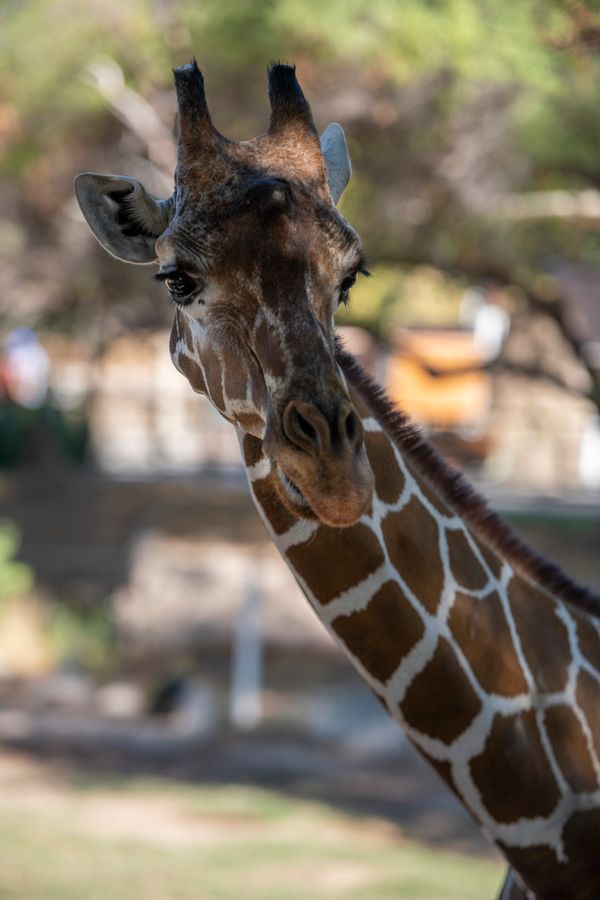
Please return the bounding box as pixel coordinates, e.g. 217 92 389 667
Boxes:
338 271 358 307
340 273 357 293
165 273 196 299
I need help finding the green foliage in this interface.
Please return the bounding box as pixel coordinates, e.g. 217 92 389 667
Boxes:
0 405 29 467
0 520 34 598
336 265 403 337
0 520 114 673
0 0 170 169
336 265 465 336
179 0 568 89
45 404 90 464
2 0 598 167
3 0 600 333
46 602 116 675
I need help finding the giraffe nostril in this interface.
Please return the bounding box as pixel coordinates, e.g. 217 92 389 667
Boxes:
340 406 363 452
345 410 356 442
283 399 363 457
295 411 318 444
283 400 330 455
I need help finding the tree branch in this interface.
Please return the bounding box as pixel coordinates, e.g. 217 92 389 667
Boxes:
85 56 176 193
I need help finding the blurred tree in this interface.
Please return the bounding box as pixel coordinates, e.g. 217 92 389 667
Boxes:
1 0 599 400
0 520 34 598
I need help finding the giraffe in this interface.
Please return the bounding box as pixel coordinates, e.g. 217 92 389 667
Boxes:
74 61 600 900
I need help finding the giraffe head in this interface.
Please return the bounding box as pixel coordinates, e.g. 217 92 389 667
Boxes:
75 61 374 526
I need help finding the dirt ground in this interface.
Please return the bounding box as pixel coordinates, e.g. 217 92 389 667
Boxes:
0 747 504 900
0 722 493 858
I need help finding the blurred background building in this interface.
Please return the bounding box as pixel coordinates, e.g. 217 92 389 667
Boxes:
0 3 599 897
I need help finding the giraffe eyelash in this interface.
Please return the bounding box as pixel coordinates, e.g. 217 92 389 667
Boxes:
155 269 184 282
339 260 370 307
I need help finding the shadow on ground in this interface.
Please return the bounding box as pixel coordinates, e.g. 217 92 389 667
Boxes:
0 726 495 860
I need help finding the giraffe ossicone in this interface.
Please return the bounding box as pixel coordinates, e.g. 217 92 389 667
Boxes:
76 60 600 900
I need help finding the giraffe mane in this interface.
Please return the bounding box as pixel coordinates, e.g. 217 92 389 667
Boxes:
336 340 600 619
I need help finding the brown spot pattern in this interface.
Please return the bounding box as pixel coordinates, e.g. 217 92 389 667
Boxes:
502 810 600 899
576 616 600 669
254 318 287 378
236 411 264 434
508 579 571 693
496 844 559 899
340 348 599 619
562 808 600 898
400 638 482 744
223 356 249 402
347 387 372 421
448 591 528 696
202 345 225 410
382 497 444 614
252 475 298 536
544 704 598 793
575 669 600 760
417 476 453 516
332 580 424 683
470 710 561 823
447 529 489 591
177 354 208 394
364 432 405 505
242 433 264 468
474 538 504 580
286 522 385 604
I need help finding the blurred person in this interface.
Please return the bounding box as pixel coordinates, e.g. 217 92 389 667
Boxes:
2 328 50 409
579 416 600 489
460 287 510 361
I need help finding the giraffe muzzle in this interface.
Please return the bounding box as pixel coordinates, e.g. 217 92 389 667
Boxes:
272 398 374 526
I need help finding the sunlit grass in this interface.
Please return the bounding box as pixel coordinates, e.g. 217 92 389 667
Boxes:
0 775 503 899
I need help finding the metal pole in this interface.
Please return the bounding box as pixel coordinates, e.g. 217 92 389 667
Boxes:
230 557 264 730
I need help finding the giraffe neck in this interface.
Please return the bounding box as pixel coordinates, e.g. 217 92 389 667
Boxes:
239 351 600 899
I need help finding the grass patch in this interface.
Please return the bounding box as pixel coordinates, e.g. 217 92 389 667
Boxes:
0 775 503 899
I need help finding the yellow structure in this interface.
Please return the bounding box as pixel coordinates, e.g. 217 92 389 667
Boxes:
387 329 490 431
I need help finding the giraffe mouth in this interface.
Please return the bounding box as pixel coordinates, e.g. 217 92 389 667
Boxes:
274 454 374 527
277 468 309 508
266 399 375 527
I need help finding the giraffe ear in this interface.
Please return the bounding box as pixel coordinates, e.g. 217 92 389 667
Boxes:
320 123 351 205
74 173 175 264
